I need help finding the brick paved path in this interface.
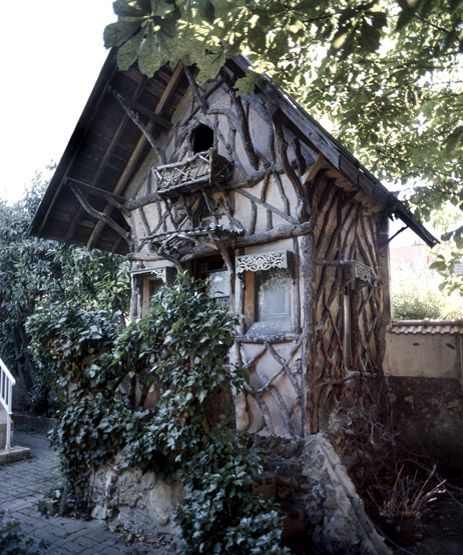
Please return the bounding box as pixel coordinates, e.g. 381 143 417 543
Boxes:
1 432 165 555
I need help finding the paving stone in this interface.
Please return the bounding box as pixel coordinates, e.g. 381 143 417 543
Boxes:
0 432 165 554
58 541 87 554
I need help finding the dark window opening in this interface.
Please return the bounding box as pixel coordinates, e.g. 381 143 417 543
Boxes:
194 255 230 305
191 124 214 153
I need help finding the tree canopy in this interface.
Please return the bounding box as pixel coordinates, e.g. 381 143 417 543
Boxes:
0 177 129 413
104 0 463 238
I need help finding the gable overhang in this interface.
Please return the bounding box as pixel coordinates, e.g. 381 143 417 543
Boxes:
30 52 438 251
29 51 188 253
230 56 438 248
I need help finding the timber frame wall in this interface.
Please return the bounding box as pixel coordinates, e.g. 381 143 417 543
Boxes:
123 62 391 439
31 55 435 441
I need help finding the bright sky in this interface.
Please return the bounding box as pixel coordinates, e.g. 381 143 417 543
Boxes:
0 0 116 202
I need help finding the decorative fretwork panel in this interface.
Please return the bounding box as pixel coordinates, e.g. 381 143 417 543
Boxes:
342 260 377 285
236 251 290 273
236 337 303 438
130 266 176 283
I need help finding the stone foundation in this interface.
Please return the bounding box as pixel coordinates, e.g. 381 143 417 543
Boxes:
301 435 389 554
90 462 183 552
90 434 389 554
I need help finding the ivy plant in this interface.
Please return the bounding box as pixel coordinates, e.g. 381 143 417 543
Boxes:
29 274 290 552
0 512 46 555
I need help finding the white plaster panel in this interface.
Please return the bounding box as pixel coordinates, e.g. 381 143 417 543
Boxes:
244 238 293 255
385 333 460 379
260 391 289 438
245 393 264 434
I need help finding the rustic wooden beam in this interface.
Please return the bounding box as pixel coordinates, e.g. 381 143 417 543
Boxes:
65 178 127 205
69 183 131 247
86 63 185 250
109 87 166 164
113 93 172 129
65 77 148 242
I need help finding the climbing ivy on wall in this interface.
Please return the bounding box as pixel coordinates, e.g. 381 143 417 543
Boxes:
27 274 289 554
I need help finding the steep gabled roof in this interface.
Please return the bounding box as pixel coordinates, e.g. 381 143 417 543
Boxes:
30 53 438 251
30 52 188 253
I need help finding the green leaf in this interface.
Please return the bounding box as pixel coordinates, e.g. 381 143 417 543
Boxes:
360 21 381 53
235 71 258 95
199 0 215 23
138 24 162 77
117 30 144 70
151 0 176 17
444 125 463 154
103 20 142 48
396 6 416 30
112 0 146 17
371 11 387 29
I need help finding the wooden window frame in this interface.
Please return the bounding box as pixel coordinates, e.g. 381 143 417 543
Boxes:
236 251 295 335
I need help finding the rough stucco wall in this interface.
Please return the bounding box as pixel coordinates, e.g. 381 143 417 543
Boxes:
90 462 182 552
385 332 461 379
385 330 463 465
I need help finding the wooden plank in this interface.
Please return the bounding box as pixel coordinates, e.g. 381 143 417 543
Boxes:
65 75 148 241
86 63 185 249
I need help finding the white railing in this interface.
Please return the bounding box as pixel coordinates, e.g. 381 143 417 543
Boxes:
0 357 15 450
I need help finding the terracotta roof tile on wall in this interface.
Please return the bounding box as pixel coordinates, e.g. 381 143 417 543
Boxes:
389 320 463 335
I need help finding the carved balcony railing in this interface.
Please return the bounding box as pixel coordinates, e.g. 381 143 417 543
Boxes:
147 224 243 258
152 148 232 197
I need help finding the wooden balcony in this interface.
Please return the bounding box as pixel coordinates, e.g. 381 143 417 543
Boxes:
152 148 232 197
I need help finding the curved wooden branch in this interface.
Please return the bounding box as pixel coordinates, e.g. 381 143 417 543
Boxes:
110 87 166 164
183 65 208 112
69 184 132 248
273 117 307 219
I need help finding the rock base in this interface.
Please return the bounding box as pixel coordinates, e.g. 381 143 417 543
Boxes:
90 462 182 552
90 434 390 554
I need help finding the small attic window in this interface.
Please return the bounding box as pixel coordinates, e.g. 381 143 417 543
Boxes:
191 124 214 153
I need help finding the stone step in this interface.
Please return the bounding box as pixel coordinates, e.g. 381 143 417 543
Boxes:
0 445 31 464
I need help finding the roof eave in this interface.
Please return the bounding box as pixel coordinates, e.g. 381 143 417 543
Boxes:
231 56 439 248
29 50 118 239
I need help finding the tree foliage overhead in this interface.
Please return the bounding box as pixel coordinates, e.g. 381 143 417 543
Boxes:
104 0 463 230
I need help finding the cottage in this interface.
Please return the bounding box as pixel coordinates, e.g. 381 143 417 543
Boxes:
30 52 436 446
29 51 442 550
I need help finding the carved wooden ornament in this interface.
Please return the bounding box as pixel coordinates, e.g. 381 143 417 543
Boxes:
236 251 290 273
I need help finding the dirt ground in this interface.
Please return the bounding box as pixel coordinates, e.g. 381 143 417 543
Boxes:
389 484 463 554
